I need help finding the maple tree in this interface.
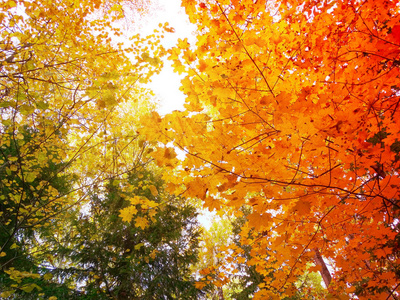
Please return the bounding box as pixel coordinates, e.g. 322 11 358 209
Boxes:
141 0 400 298
194 206 328 299
230 206 328 300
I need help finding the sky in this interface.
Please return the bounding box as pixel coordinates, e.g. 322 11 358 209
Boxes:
129 1 217 229
135 0 197 115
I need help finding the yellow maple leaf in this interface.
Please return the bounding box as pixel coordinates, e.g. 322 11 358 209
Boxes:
119 206 138 223
148 209 157 218
143 199 158 208
149 249 158 259
148 185 158 197
134 217 149 229
129 196 142 205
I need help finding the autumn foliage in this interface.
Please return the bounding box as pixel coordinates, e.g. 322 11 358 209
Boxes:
142 0 400 298
0 0 198 298
2 0 400 298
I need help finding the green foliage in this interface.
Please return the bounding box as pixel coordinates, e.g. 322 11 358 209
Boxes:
0 126 77 299
40 170 201 299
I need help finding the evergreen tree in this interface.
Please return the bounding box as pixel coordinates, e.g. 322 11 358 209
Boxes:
44 170 201 299
0 125 77 298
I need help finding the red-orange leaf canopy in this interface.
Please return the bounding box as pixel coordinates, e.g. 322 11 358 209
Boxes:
142 0 400 298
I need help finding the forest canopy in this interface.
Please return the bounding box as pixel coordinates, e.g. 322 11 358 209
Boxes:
1 0 400 299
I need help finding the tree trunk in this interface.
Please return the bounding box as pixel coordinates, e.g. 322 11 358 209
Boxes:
217 286 225 300
314 248 332 287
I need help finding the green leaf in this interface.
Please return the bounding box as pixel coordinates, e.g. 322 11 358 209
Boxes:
35 101 49 110
0 101 11 108
25 172 36 183
2 119 12 126
134 243 144 250
19 104 35 115
20 283 42 293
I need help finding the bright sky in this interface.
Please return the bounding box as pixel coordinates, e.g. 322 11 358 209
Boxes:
129 1 217 228
137 0 197 115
